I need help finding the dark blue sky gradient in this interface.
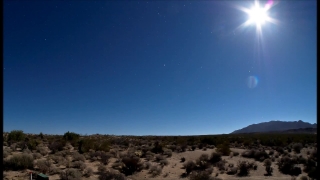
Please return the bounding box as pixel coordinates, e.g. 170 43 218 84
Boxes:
4 1 316 135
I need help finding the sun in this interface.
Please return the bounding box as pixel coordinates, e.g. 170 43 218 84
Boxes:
247 5 269 27
234 0 279 35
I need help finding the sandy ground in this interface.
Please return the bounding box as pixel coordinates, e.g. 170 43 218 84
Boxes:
3 146 312 180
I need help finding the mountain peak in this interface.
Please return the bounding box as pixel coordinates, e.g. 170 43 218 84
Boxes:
231 120 316 134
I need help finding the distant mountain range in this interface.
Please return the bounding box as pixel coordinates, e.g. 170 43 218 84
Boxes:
230 120 317 134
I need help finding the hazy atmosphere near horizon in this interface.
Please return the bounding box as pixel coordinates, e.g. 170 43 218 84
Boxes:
4 0 316 135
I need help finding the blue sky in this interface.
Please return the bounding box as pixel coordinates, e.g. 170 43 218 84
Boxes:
4 1 316 135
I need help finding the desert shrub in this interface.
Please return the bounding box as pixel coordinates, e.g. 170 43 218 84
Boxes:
60 168 82 180
216 143 231 156
49 166 62 175
233 151 239 156
112 162 123 170
48 140 66 153
98 163 107 173
303 158 317 173
100 152 112 165
55 150 69 157
181 157 186 162
72 152 86 162
149 165 162 177
121 154 143 175
310 149 317 161
183 160 196 174
275 147 285 154
3 149 10 158
151 142 164 154
10 143 17 151
143 162 151 169
37 159 52 173
196 154 211 170
98 170 126 180
269 150 275 155
159 159 169 166
83 167 93 177
242 149 269 162
248 161 257 170
209 152 222 164
50 155 63 164
300 176 309 180
192 145 197 151
216 160 227 171
7 130 25 144
4 153 34 170
155 154 165 162
163 149 172 157
277 156 301 176
37 146 48 156
264 159 273 175
26 139 40 150
72 161 86 170
189 171 216 180
167 144 176 151
307 168 317 179
237 161 252 176
293 143 303 154
95 140 110 152
198 143 204 149
63 131 80 146
227 167 238 175
145 154 154 161
78 138 95 153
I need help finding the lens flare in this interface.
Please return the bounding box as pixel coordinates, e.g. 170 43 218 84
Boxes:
247 76 258 88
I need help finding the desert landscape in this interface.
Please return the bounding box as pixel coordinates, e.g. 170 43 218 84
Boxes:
3 121 317 180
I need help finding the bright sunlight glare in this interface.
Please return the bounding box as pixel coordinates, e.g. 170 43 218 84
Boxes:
248 5 269 26
233 0 279 36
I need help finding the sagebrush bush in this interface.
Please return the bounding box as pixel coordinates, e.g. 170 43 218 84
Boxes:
4 153 34 170
183 160 196 174
277 156 301 176
143 162 151 169
83 167 93 177
227 167 238 175
121 154 143 175
293 143 303 154
100 152 112 165
149 165 162 177
7 130 25 144
160 159 169 166
163 149 172 157
263 159 273 175
210 152 222 164
216 160 227 171
72 161 86 170
237 161 252 176
216 143 231 156
98 170 126 180
60 168 82 180
49 140 66 153
36 159 52 174
72 152 86 162
189 171 216 180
